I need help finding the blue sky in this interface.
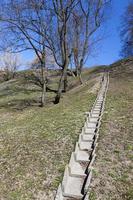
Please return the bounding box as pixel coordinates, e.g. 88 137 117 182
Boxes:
21 0 131 69
86 0 131 67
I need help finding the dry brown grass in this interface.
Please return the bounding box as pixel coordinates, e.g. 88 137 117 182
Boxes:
89 60 133 200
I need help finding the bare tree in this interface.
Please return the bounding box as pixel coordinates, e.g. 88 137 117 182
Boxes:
0 0 110 105
0 51 21 81
45 0 79 104
0 0 50 107
0 0 79 105
120 2 133 58
26 48 57 93
71 0 110 83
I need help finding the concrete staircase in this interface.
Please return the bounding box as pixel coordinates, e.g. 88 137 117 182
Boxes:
55 73 109 200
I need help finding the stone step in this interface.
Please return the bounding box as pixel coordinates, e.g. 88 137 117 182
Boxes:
75 142 92 153
75 151 90 163
84 127 96 135
74 143 90 163
80 134 94 142
97 97 104 101
97 99 103 102
92 108 101 112
98 95 104 98
94 107 101 110
95 101 103 106
92 107 101 111
69 153 86 178
91 110 101 114
86 122 97 128
96 102 103 105
90 113 100 118
62 167 84 199
89 117 99 123
55 76 109 200
94 103 102 107
95 102 103 105
94 105 102 108
78 141 92 151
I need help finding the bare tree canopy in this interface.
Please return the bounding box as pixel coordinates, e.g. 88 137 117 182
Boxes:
0 0 52 106
0 0 111 105
70 0 110 83
120 2 133 58
0 51 21 80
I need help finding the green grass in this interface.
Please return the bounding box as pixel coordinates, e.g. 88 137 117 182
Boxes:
0 71 100 199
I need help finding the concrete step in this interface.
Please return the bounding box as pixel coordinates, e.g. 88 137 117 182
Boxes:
89 117 99 123
84 127 96 135
86 122 97 128
94 104 101 108
98 98 103 101
97 99 103 102
62 167 84 199
94 107 101 110
69 153 86 178
75 142 92 152
94 105 102 108
80 134 94 142
91 113 100 118
94 104 101 107
75 144 90 163
95 102 103 105
78 141 92 151
91 110 101 114
92 108 101 112
75 151 90 163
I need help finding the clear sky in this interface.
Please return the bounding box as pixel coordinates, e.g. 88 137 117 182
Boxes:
20 0 131 69
86 0 131 67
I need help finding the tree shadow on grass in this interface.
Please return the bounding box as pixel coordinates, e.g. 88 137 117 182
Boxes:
0 89 56 111
0 83 42 111
0 98 41 111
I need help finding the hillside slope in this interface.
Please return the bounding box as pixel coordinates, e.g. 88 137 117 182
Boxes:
0 68 102 200
90 58 133 200
0 58 132 200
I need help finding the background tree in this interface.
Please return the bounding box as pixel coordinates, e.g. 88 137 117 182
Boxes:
0 0 111 105
0 0 49 107
0 0 79 105
120 1 133 58
26 48 57 94
0 51 21 81
71 0 110 83
45 0 79 104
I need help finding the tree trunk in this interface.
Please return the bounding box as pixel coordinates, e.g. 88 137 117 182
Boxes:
54 63 68 104
63 71 68 92
77 58 83 84
54 72 64 104
78 72 83 84
41 82 46 107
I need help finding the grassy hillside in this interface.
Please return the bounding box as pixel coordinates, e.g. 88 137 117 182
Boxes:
89 58 133 200
0 68 102 199
0 58 132 200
